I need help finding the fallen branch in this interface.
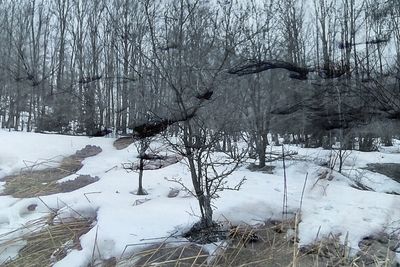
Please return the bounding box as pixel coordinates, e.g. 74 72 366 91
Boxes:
228 59 347 79
228 60 309 80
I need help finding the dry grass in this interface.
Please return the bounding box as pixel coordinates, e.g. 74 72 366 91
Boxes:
213 220 397 267
1 156 83 198
1 217 395 267
118 243 208 267
117 219 398 267
1 146 101 198
0 213 95 267
212 219 298 267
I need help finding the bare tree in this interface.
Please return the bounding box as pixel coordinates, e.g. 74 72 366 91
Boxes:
141 0 248 228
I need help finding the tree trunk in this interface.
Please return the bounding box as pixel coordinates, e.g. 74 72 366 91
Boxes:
137 157 146 195
198 194 213 228
257 133 269 168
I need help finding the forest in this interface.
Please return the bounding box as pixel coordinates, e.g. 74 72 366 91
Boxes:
1 0 400 266
0 0 398 148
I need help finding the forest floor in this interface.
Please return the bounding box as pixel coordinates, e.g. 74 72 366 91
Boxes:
0 130 400 266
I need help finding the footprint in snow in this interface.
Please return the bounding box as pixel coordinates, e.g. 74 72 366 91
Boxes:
19 203 38 217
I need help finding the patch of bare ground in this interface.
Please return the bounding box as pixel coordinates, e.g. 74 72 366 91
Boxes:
215 220 399 267
1 212 95 267
118 219 399 267
1 145 101 198
114 137 134 150
212 219 300 266
247 163 275 174
365 163 400 183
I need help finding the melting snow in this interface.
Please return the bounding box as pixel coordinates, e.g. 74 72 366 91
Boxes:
0 130 400 265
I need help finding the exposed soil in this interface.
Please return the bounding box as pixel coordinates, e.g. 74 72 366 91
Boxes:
114 136 135 150
212 219 303 266
247 163 276 174
357 233 399 266
365 163 400 183
59 174 99 193
1 145 102 198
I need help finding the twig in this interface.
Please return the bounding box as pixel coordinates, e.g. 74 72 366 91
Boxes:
91 225 99 264
139 231 180 242
282 145 288 220
37 196 58 213
165 177 196 198
105 165 118 173
120 230 181 259
84 192 102 203
315 225 322 241
56 199 85 219
299 173 308 213
292 213 299 267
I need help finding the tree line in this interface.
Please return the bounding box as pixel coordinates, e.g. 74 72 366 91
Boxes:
0 0 399 158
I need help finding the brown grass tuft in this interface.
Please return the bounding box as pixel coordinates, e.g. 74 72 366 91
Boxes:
1 146 101 198
119 219 398 267
1 214 95 267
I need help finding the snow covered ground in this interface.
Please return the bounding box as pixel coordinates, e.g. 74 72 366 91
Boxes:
1 130 400 266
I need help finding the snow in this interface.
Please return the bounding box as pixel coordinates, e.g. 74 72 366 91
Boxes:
1 130 400 265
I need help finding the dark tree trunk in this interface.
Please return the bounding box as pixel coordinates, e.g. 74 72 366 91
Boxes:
137 157 146 195
258 133 269 168
198 194 213 228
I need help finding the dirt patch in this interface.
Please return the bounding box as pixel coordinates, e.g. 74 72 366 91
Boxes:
364 163 400 183
357 233 399 266
247 163 275 174
1 145 102 198
74 145 102 158
114 137 134 150
59 175 99 193
1 215 95 267
212 220 299 266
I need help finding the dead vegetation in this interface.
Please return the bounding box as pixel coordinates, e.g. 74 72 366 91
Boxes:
0 216 396 266
1 145 101 198
211 219 300 266
1 213 95 267
116 218 399 267
119 243 209 267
